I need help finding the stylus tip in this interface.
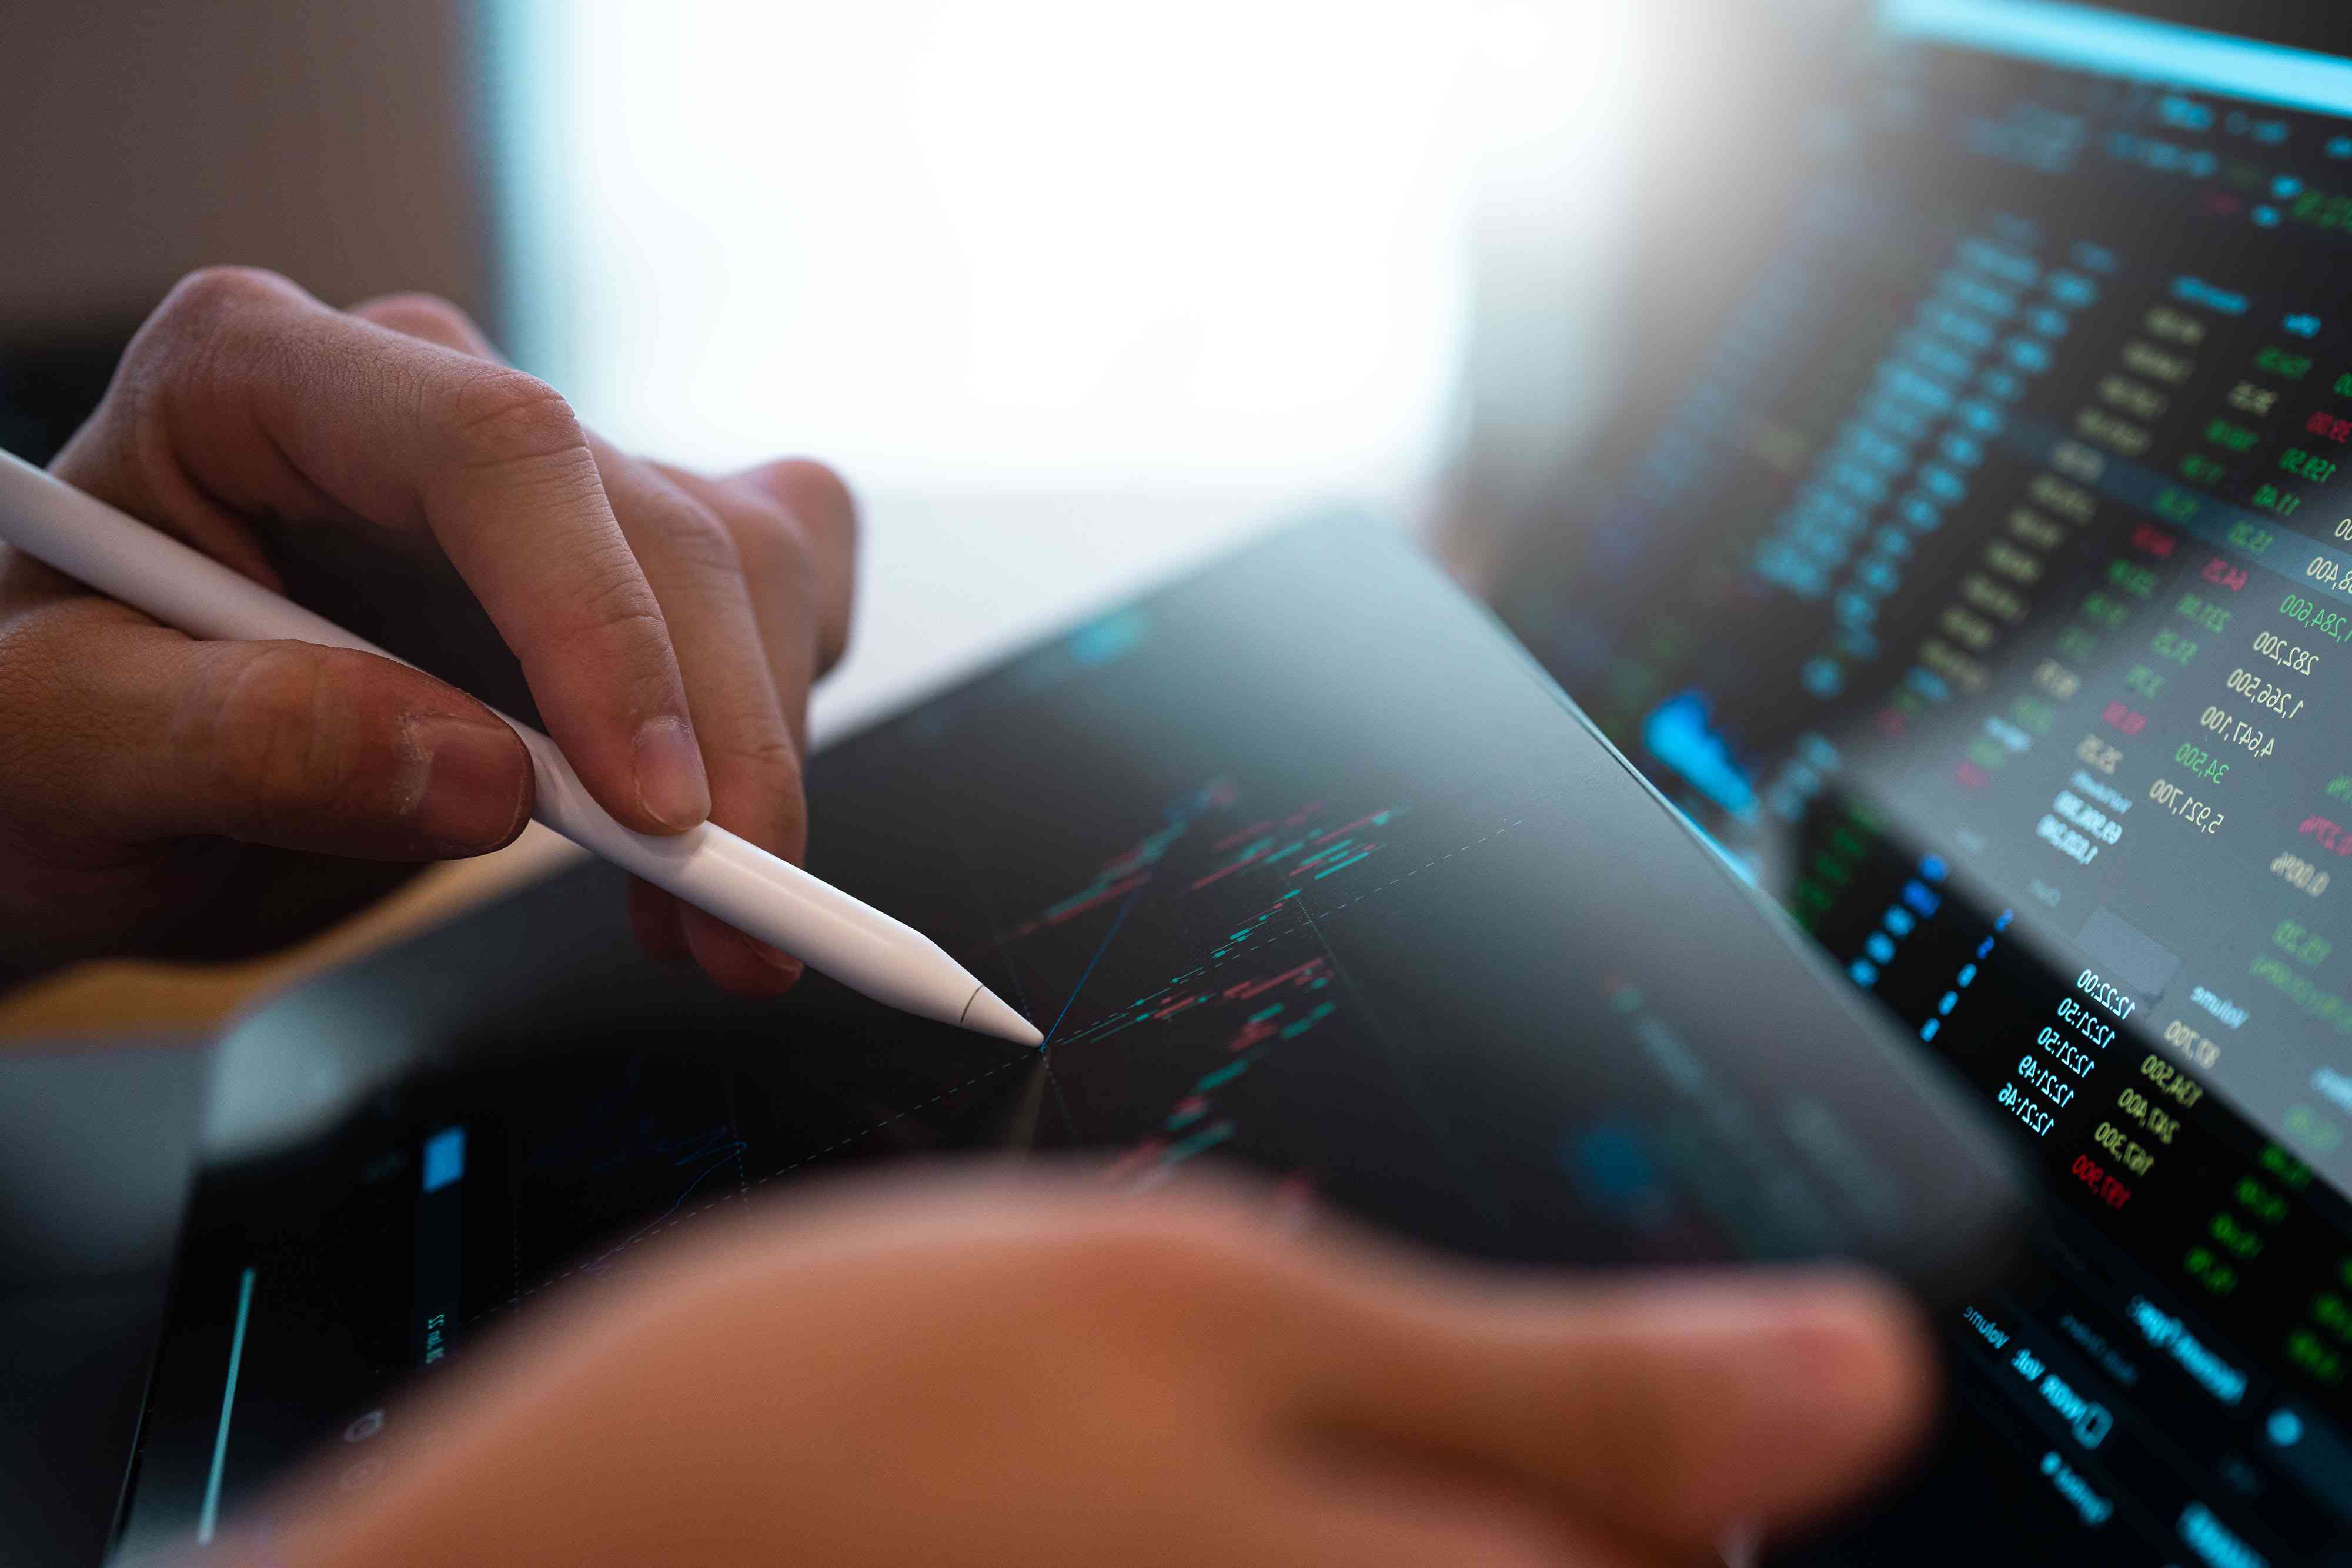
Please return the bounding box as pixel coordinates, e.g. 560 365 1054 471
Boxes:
962 985 1044 1047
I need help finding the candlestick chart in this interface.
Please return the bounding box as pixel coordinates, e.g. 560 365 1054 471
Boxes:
958 771 1520 1193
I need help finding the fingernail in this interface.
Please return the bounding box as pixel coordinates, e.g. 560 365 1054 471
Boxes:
408 714 529 852
634 716 711 830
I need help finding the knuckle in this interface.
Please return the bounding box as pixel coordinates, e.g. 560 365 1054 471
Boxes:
355 290 477 340
561 554 678 700
192 644 346 817
442 366 586 471
652 488 746 581
118 267 304 411
744 460 856 668
730 506 850 667
574 549 669 636
771 457 860 550
727 505 813 599
156 265 300 329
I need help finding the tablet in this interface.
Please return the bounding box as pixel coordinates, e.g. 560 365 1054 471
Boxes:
112 516 2021 1556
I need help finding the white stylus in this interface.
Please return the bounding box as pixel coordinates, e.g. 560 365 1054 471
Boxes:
0 448 1043 1046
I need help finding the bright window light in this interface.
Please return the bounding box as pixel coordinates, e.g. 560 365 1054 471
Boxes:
491 0 1626 497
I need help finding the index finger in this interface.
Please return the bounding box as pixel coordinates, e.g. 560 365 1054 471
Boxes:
59 267 708 835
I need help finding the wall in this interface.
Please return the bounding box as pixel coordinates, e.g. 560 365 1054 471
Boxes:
0 1 497 457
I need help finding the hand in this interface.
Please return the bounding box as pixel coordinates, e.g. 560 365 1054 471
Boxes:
0 268 854 992
264 1176 1933 1567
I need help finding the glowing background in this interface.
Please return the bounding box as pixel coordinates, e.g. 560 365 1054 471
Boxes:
489 1 1638 733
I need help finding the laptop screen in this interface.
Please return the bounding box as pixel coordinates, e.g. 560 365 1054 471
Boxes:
1494 1 2352 1560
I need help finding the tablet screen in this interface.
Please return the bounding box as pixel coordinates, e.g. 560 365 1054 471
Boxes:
113 517 2017 1556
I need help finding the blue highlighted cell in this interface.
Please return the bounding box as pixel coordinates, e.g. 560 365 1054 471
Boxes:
1643 691 1758 815
422 1126 466 1194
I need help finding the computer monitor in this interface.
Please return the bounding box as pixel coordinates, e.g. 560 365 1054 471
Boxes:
1494 1 2352 1560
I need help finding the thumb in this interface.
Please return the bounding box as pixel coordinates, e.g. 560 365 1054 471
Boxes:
1288 1263 1935 1554
0 592 533 860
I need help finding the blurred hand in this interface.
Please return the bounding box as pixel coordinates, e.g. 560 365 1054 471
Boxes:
266 1176 1932 1567
0 268 854 992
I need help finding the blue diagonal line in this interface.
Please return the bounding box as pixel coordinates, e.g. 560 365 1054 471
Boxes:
198 1266 256 1544
1044 889 1142 1047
